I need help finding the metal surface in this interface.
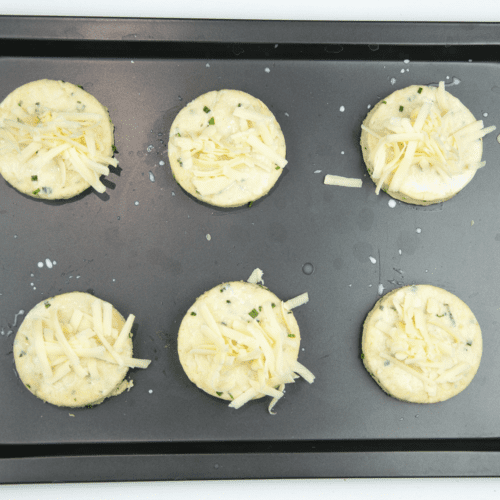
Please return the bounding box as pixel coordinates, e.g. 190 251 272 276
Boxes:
1 17 500 482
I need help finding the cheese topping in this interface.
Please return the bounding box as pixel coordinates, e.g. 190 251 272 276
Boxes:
361 82 496 200
0 80 116 199
362 285 482 403
178 280 314 413
20 298 150 386
169 90 286 207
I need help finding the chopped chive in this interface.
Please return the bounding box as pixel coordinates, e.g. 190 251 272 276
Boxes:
31 175 38 181
258 306 262 312
33 188 40 195
399 106 404 112
229 393 234 399
77 85 83 89
418 87 423 94
176 132 181 137
112 145 117 153
216 391 223 396
361 353 365 359
288 334 296 338
238 103 242 107
382 100 387 104
275 166 280 170
226 300 231 303
248 201 253 208
208 117 215 125
203 106 211 113
191 312 197 316
44 301 51 308
177 158 183 166
26 384 31 389
249 309 259 319
436 313 445 317
271 303 276 308
466 341 472 346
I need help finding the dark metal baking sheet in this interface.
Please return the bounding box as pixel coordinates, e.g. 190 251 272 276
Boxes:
1 17 500 482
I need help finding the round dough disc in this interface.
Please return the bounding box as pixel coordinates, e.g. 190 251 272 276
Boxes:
168 89 286 207
178 281 301 404
360 84 485 205
362 285 482 403
0 79 115 199
13 292 133 407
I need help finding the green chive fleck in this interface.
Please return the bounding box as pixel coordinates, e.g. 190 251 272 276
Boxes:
203 106 211 113
176 132 181 137
258 306 262 311
191 312 197 316
271 303 276 308
418 87 423 94
275 166 280 170
177 158 183 166
382 100 387 104
18 101 22 107
208 117 215 125
77 85 83 89
216 391 223 396
248 201 253 208
466 342 472 346
26 384 31 389
229 393 234 400
238 103 242 107
31 175 38 181
288 334 296 338
44 301 51 308
361 353 365 359
112 145 117 153
226 300 231 303
249 308 259 319
33 188 40 195
436 313 445 318
399 106 404 112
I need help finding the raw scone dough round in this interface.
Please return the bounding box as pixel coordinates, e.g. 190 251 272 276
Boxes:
178 280 312 410
168 89 287 207
360 82 495 205
13 292 144 408
0 79 116 199
362 285 482 403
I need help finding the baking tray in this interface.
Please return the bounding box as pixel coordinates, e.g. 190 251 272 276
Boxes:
1 17 500 483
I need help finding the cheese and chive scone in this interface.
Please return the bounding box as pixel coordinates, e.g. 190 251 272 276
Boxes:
0 79 117 199
362 285 482 403
13 292 151 407
360 82 496 205
177 272 314 413
168 89 287 207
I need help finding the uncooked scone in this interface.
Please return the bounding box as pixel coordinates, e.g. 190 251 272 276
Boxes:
13 292 150 407
360 82 496 205
168 89 287 207
362 285 482 403
178 275 314 412
0 79 116 199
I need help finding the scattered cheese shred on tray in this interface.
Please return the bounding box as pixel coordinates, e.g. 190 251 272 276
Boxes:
324 174 363 188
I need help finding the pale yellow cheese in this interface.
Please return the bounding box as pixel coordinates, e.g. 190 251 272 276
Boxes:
178 280 314 413
360 83 496 205
13 292 150 408
0 79 116 199
168 89 286 207
362 285 482 403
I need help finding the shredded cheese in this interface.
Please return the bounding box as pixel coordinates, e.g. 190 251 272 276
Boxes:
363 82 496 196
324 174 363 188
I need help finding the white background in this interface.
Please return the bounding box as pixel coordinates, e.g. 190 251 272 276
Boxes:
3 1 500 498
